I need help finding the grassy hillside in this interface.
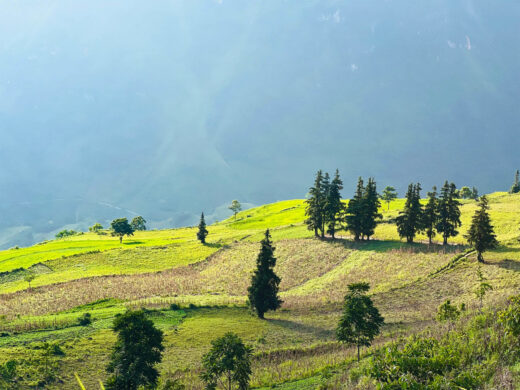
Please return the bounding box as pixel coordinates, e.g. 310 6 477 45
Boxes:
0 192 519 389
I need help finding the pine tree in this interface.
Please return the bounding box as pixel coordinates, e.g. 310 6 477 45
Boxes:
423 186 438 244
396 183 423 243
345 178 365 241
305 170 325 238
197 212 209 244
465 195 498 262
436 181 461 245
511 170 520 194
361 178 381 240
325 169 344 239
247 229 282 319
320 172 331 238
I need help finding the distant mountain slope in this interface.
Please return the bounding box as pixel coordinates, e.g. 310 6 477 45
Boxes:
1 1 519 248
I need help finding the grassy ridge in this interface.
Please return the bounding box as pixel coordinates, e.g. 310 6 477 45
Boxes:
0 192 519 388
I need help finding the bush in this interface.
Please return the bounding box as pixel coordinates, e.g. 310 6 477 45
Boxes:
169 303 180 311
78 313 92 326
55 229 78 239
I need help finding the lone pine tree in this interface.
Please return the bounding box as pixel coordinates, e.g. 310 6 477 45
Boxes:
336 282 384 361
396 183 423 243
423 187 438 244
465 195 498 263
197 212 209 244
247 229 282 319
436 181 461 245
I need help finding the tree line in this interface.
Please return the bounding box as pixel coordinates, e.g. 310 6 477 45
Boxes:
304 170 381 241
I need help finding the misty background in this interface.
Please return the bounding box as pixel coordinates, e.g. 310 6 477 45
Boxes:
0 0 519 249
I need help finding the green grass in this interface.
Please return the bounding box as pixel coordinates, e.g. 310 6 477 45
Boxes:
0 192 519 388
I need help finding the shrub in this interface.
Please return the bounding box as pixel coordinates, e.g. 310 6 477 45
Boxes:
78 313 92 326
55 229 78 239
169 303 180 311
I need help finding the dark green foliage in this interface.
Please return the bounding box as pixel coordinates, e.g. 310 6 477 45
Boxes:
130 216 147 231
465 195 498 262
229 200 242 220
459 186 479 200
436 182 461 245
396 183 423 243
423 187 438 244
247 230 282 319
106 310 164 390
437 299 460 323
201 332 252 390
381 186 397 210
320 172 330 238
499 295 520 337
0 360 17 389
366 337 480 389
111 218 134 243
305 170 325 238
361 300 520 389
55 229 78 239
459 186 472 199
161 378 185 389
89 223 103 233
78 312 92 326
345 178 365 241
306 169 345 239
336 282 384 361
197 212 209 244
361 178 382 240
510 170 520 194
325 169 344 239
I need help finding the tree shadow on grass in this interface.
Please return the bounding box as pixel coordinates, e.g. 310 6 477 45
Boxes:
491 259 520 273
320 237 468 254
204 243 223 249
266 318 334 340
123 241 145 245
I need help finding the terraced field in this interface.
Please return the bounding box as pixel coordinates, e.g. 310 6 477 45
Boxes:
0 193 519 388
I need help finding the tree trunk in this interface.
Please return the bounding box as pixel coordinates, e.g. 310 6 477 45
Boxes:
443 236 448 246
357 344 360 361
477 251 484 263
428 236 432 245
119 236 123 244
314 228 318 238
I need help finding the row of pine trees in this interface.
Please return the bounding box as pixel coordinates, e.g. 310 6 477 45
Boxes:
397 181 462 245
304 171 381 241
304 170 498 262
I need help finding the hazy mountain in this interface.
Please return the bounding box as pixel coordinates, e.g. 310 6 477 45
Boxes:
1 0 519 248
